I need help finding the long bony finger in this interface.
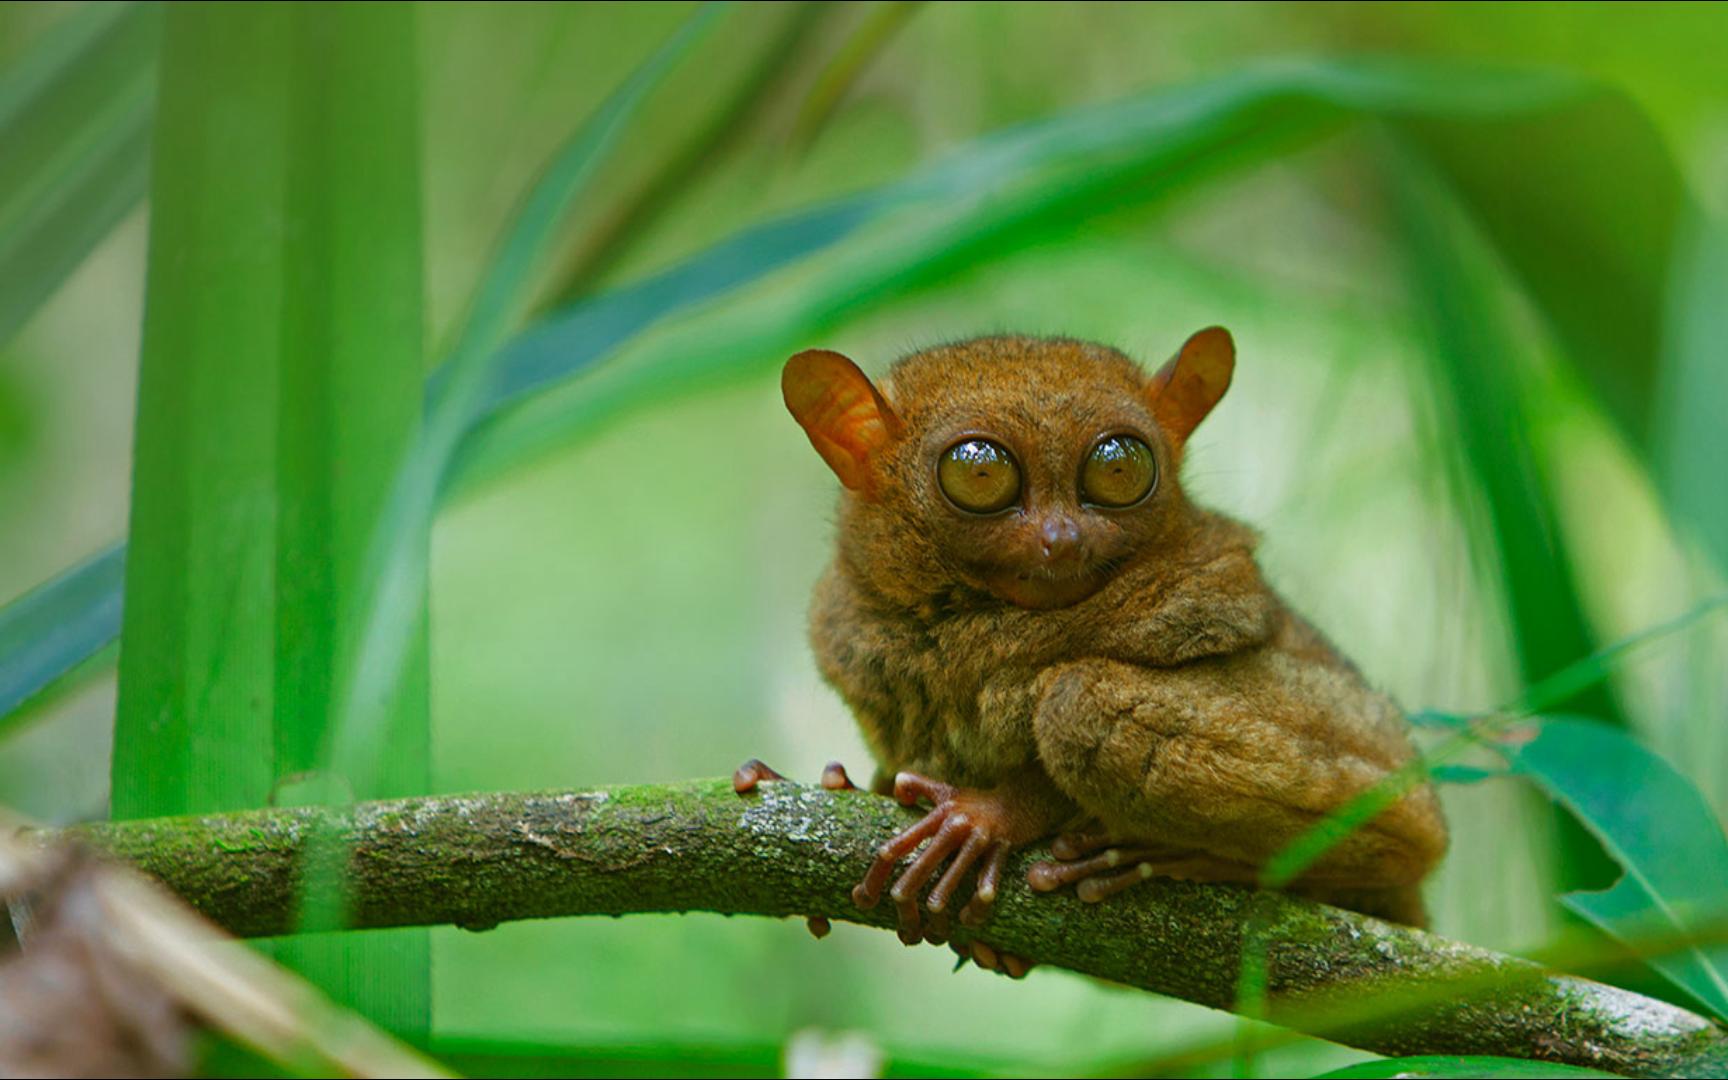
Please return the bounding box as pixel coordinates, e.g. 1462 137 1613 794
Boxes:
852 807 946 908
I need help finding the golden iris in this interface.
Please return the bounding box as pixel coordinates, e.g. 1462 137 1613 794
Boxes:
938 439 1020 513
1081 435 1156 507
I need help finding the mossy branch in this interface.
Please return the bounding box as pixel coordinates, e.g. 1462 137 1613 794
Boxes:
54 778 1727 1078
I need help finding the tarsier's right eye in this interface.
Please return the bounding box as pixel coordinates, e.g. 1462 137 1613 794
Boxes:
1081 434 1156 508
938 439 1021 514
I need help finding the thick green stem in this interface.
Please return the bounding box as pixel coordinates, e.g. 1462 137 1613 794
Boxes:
56 778 1728 1077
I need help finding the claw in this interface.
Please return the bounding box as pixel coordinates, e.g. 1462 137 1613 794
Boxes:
732 758 786 795
821 761 859 791
971 940 999 971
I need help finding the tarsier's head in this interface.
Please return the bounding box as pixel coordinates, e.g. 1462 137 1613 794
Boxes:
783 328 1234 611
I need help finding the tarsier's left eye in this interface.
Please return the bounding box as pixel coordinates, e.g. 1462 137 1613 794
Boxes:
1081 434 1156 508
938 438 1021 514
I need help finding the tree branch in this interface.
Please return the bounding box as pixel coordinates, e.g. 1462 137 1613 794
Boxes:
54 778 1728 1077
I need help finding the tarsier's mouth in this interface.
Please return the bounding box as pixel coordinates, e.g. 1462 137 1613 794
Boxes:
984 563 1111 610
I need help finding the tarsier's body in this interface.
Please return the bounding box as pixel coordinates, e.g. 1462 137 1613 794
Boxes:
775 330 1446 960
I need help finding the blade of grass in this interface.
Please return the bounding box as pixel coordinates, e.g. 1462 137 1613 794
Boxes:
1398 89 1688 457
0 544 124 734
547 1 838 303
1653 219 1728 572
113 2 292 819
0 1 159 343
281 3 722 1025
787 0 924 151
111 2 430 1033
271 3 433 1035
1384 141 1625 892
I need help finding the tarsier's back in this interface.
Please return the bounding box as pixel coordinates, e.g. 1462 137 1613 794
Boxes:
779 329 1446 953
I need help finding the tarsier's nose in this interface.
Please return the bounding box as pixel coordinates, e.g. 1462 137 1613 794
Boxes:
1039 514 1082 563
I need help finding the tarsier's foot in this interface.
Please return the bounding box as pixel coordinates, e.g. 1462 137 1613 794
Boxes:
732 758 860 795
1027 828 1258 902
733 759 862 939
851 772 1046 946
732 758 787 794
820 761 860 791
948 938 1032 978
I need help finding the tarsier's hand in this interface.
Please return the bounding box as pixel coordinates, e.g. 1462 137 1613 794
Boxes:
850 771 1070 977
851 774 1027 938
1028 824 1260 900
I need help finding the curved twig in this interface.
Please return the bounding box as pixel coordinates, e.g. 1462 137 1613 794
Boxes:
54 778 1728 1078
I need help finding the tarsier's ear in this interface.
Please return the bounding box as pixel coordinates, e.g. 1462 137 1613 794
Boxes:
1147 326 1234 448
782 349 902 494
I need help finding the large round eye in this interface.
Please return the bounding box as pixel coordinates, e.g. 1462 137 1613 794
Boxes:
938 439 1021 514
1081 434 1156 508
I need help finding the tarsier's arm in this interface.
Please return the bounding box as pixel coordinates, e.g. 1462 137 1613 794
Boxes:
1029 650 1447 922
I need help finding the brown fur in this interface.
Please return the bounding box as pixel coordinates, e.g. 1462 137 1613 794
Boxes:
786 331 1447 925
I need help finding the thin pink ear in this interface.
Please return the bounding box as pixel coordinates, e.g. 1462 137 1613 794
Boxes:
1148 326 1235 448
782 349 901 493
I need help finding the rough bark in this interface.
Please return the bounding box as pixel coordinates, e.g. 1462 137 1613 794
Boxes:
47 777 1728 1078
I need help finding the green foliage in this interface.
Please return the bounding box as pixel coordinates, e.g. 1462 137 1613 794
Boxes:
109 1 430 1033
1387 147 1624 891
1 3 1726 1074
322 2 722 802
0 0 156 344
1503 716 1728 1021
453 59 1601 486
0 58 1654 719
0 543 121 732
1654 222 1728 569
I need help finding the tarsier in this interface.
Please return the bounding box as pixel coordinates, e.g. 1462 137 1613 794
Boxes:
737 328 1447 975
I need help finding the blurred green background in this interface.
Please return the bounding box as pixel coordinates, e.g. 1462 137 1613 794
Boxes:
2 2 1725 1076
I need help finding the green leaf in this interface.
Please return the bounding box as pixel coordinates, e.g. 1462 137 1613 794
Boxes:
1653 219 1728 570
1430 764 1504 785
547 2 839 302
452 58 1596 487
111 2 429 1033
1384 143 1627 891
1399 88 1689 456
1316 1055 1622 1079
1501 715 1728 1022
0 544 124 734
319 1 725 799
0 1 159 343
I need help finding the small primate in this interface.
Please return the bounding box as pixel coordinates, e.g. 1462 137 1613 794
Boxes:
739 328 1446 973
